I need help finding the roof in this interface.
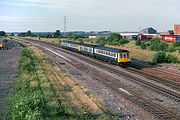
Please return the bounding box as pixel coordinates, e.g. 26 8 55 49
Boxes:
95 46 129 53
61 40 82 45
81 43 98 48
119 32 139 36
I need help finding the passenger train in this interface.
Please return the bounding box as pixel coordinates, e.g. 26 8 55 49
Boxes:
60 40 131 66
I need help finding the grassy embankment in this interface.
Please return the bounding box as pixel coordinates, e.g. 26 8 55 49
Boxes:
25 37 60 45
10 46 114 119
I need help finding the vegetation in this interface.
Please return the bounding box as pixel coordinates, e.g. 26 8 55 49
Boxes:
140 42 147 49
152 51 179 64
96 33 129 46
135 40 141 46
150 38 168 51
167 46 176 53
10 48 107 119
0 31 6 36
10 49 45 120
54 30 61 38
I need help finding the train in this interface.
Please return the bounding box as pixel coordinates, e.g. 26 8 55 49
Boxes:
60 40 131 66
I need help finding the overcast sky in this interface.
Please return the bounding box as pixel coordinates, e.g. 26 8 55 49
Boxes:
0 0 180 32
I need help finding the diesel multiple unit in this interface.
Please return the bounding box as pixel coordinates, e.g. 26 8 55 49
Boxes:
61 40 131 66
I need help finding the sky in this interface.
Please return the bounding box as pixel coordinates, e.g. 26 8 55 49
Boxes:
0 0 180 32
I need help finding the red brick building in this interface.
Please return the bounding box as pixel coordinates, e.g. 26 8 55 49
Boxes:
174 24 180 35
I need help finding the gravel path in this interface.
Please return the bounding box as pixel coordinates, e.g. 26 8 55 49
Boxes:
0 42 22 120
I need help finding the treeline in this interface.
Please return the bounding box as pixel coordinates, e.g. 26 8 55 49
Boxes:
96 33 129 46
0 31 6 37
18 30 61 38
18 30 88 39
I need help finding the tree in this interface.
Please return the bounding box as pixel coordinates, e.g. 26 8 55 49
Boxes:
108 33 122 41
26 30 32 36
54 30 61 38
11 33 15 36
18 32 26 37
0 31 6 36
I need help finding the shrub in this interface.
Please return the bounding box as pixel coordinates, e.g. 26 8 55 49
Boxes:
178 47 180 54
152 51 166 64
168 46 176 52
172 42 180 47
150 38 168 51
118 39 129 45
152 51 179 64
140 42 147 49
135 40 141 46
96 38 106 46
166 54 178 63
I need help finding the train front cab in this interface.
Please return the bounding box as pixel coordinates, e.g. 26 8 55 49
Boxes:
118 51 131 66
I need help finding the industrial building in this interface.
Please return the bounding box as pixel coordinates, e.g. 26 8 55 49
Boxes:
88 31 111 39
140 27 157 34
119 32 139 40
174 24 180 35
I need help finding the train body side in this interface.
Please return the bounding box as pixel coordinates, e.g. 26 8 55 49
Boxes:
61 40 81 52
94 46 118 63
60 40 131 66
80 44 97 56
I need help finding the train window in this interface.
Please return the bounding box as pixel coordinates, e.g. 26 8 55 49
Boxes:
124 54 127 58
120 54 122 58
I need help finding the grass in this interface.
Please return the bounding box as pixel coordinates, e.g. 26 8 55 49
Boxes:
10 46 113 119
25 37 60 45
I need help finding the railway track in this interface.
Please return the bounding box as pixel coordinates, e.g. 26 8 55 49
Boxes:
46 44 180 102
125 67 180 91
53 51 179 120
16 38 180 120
36 51 98 120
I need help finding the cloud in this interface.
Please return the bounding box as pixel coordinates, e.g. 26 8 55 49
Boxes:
0 0 180 32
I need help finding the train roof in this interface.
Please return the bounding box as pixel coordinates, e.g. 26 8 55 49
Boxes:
80 43 98 47
95 46 129 53
61 40 82 45
61 40 129 52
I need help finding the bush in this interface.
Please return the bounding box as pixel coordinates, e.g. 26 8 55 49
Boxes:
152 51 179 64
178 47 180 54
96 34 129 46
135 40 141 46
140 42 147 49
152 51 166 64
166 54 178 63
150 38 168 51
172 42 180 47
96 38 106 46
168 46 176 52
118 39 129 45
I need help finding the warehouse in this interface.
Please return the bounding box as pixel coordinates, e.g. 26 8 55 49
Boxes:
119 32 139 40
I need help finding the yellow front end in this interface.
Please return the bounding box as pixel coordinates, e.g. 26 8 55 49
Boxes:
77 45 81 52
118 52 130 63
